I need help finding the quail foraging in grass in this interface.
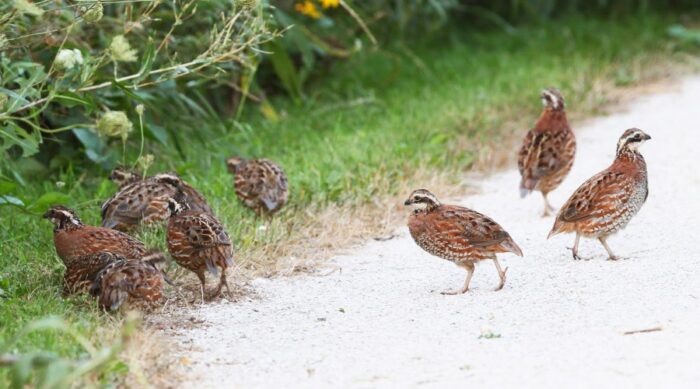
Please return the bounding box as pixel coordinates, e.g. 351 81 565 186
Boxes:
518 88 577 216
405 189 523 294
43 206 149 295
548 128 651 260
101 167 212 231
166 194 234 303
226 157 289 216
88 251 166 311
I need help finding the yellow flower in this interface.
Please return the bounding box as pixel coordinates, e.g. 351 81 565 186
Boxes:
320 0 339 9
295 1 321 19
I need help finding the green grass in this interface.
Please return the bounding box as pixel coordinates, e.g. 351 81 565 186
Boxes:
1 13 697 385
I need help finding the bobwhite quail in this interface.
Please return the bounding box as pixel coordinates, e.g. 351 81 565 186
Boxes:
43 205 147 295
548 128 651 260
405 189 523 294
101 168 212 231
518 88 576 216
226 157 288 216
166 195 234 302
89 251 166 311
109 165 140 188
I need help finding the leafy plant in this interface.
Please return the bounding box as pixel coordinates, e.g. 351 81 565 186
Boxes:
1 0 280 180
0 313 141 388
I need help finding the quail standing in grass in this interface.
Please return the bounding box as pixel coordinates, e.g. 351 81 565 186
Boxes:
89 251 166 311
518 88 576 216
548 128 651 260
226 157 288 216
43 206 148 294
166 194 234 303
405 189 523 294
101 167 212 231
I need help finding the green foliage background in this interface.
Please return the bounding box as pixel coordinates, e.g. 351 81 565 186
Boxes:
0 0 699 386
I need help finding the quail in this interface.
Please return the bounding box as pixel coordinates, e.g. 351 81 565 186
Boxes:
101 168 212 231
166 194 234 302
226 157 288 216
108 165 141 188
548 128 651 260
89 251 166 311
518 88 576 216
43 205 148 295
405 189 523 294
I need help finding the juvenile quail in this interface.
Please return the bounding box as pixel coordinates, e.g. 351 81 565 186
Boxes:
518 88 576 216
226 157 288 216
548 128 651 260
166 195 234 302
43 206 147 294
101 168 212 231
405 189 523 294
89 251 166 311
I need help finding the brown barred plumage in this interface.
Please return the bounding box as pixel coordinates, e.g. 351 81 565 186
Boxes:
518 88 576 216
89 251 165 311
43 206 148 295
548 128 651 260
166 196 234 302
101 168 212 231
226 157 288 215
405 189 523 294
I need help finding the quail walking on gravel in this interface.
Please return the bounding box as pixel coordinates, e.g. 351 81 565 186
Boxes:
548 128 651 260
518 88 576 216
405 189 523 294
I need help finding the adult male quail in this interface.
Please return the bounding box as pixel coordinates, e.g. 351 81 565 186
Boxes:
405 189 523 294
101 168 212 231
166 195 234 302
43 205 147 294
548 128 651 260
226 157 288 216
518 88 576 216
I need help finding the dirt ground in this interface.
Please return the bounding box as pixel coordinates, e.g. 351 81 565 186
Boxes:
168 75 700 388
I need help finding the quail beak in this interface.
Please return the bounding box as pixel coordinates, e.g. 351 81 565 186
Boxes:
404 199 412 206
643 134 652 140
42 210 51 219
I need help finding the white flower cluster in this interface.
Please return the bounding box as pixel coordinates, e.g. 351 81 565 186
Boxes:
55 49 84 70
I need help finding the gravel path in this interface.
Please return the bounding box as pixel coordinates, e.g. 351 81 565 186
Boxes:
171 76 700 388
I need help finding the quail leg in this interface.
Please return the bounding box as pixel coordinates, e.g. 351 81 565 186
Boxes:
210 268 229 299
193 271 206 304
542 192 555 217
492 258 508 291
598 237 620 261
442 263 474 295
570 233 583 260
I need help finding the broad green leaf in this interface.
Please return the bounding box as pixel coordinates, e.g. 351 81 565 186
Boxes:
30 192 72 211
0 195 24 207
72 128 101 153
0 180 17 195
144 123 169 145
0 122 40 157
266 40 303 102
